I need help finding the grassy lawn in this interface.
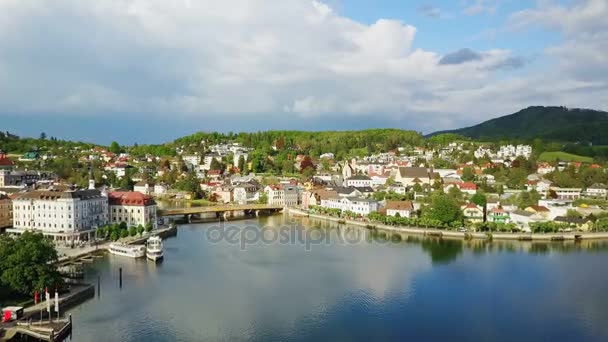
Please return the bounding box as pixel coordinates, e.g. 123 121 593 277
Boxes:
538 151 594 163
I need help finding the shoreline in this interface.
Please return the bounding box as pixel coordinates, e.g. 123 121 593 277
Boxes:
287 208 608 242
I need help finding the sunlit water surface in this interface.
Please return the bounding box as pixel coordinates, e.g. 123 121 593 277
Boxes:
67 215 608 341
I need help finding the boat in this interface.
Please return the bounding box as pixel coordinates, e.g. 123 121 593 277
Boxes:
146 236 164 262
109 243 146 258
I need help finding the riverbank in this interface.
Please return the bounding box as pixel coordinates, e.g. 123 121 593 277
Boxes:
287 208 608 241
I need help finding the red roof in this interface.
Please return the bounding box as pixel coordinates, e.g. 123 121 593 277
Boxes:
463 203 481 210
458 182 477 190
108 191 156 206
0 154 14 166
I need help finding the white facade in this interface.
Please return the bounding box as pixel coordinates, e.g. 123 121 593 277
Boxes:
10 189 108 241
320 197 380 216
345 176 373 188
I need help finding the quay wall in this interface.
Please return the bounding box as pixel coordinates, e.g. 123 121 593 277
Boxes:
287 208 608 242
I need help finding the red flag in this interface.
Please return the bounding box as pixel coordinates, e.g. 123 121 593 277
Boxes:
34 291 39 304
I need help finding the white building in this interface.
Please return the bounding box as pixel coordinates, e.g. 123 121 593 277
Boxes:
107 191 158 229
233 183 260 204
182 155 202 170
385 201 414 218
320 197 380 216
264 185 299 207
345 175 373 188
9 189 108 242
584 183 607 199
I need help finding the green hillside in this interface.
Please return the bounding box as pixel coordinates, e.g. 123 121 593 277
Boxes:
538 151 594 163
430 106 608 144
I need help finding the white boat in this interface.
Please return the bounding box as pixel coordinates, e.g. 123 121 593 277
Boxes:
109 243 146 258
146 236 164 261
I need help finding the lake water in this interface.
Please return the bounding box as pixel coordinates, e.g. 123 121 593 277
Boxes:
68 214 608 341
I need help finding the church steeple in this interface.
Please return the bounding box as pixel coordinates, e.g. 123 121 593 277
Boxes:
88 163 95 190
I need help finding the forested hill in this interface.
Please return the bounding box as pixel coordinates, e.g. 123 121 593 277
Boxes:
430 106 608 144
171 129 424 158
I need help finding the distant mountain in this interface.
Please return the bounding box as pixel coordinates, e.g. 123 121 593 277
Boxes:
430 106 608 144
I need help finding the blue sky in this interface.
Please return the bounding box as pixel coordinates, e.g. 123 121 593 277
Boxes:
0 0 606 145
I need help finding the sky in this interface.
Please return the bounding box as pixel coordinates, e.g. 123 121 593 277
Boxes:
0 0 606 145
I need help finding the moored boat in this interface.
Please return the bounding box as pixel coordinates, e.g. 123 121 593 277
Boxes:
109 243 146 258
146 236 164 261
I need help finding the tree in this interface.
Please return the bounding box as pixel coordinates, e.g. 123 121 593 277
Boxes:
427 194 463 225
119 221 128 230
39 132 47 140
470 193 487 208
109 141 121 154
129 226 138 237
137 225 145 236
300 156 315 174
120 229 129 238
0 232 63 295
258 192 268 204
145 222 153 233
237 155 246 173
210 158 223 171
462 167 475 181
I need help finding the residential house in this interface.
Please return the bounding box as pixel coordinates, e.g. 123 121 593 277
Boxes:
554 216 592 231
345 175 373 188
385 201 414 218
264 184 299 207
211 186 234 204
133 181 154 195
444 182 477 196
302 189 338 209
584 183 607 199
462 203 484 223
550 187 582 200
153 183 168 195
510 210 546 232
487 207 510 224
525 205 551 218
233 183 260 204
537 163 555 175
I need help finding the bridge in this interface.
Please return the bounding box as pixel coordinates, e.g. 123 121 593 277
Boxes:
159 204 284 219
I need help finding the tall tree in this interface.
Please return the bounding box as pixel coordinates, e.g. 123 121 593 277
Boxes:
0 232 63 295
109 141 121 154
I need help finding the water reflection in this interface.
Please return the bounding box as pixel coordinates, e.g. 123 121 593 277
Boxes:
65 215 608 342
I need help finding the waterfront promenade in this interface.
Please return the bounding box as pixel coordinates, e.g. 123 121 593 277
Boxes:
288 208 608 242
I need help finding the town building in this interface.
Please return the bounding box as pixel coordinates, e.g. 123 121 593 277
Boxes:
345 175 373 188
462 203 484 223
385 201 414 218
107 191 158 229
9 189 108 241
394 167 438 188
0 195 12 230
320 197 380 216
264 184 299 207
133 181 154 195
584 183 607 199
487 207 510 224
233 183 260 204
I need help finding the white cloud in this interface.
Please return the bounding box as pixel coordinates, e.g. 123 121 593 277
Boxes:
0 0 606 133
